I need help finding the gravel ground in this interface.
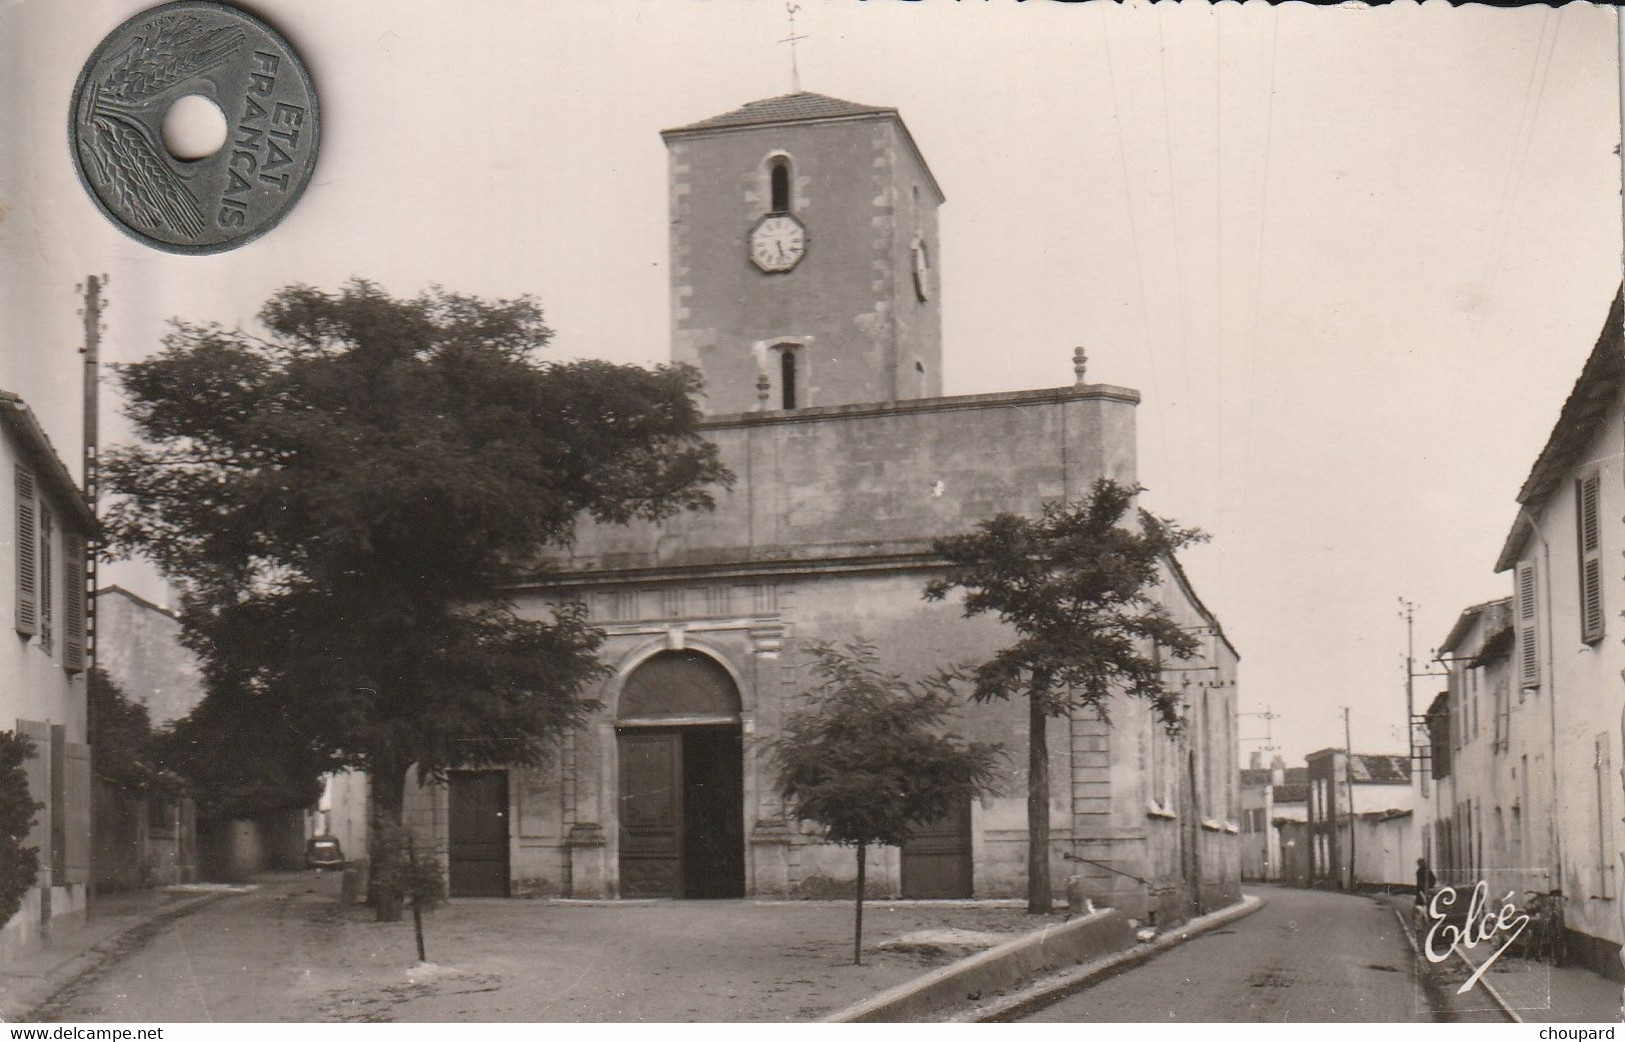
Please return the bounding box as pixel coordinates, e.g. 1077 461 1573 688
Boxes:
35 872 1066 1023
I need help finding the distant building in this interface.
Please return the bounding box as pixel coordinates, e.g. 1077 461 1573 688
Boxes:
91 586 201 890
94 586 203 727
1305 749 1413 890
1239 753 1305 882
0 391 93 961
1273 766 1311 887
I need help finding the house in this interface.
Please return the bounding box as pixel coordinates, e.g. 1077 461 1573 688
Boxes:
1417 597 1553 906
337 90 1242 924
1305 748 1414 890
1273 768 1312 888
1239 755 1273 881
0 391 94 961
1485 289 1625 979
1240 754 1307 883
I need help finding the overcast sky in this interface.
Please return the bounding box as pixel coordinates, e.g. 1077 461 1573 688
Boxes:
2 0 1619 764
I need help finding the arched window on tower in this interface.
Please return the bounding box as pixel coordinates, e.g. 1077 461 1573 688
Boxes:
769 157 791 214
780 347 798 410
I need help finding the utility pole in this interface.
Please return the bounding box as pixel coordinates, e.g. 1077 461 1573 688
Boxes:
1344 706 1357 892
78 274 105 903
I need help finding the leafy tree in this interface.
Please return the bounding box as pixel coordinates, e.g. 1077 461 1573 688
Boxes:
923 478 1205 914
151 688 325 822
104 280 730 920
88 668 180 797
771 641 1001 965
0 730 41 929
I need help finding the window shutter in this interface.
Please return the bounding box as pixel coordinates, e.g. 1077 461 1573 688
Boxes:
63 532 85 674
15 465 37 636
1515 561 1539 688
63 741 91 885
1576 476 1604 643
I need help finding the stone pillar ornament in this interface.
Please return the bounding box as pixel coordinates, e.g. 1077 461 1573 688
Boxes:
757 372 772 410
1073 346 1088 385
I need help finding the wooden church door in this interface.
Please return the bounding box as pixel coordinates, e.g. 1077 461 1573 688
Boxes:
619 731 684 898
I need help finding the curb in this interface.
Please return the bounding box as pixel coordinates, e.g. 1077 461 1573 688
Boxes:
1388 903 1520 1024
952 893 1266 1023
824 906 1137 1023
1 892 225 1022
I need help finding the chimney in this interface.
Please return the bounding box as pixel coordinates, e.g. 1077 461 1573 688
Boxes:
1270 754 1286 787
1248 751 1263 770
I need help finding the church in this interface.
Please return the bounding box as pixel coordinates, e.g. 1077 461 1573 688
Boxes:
374 90 1241 923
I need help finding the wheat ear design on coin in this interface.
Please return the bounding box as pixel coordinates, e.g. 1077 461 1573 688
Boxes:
100 14 247 101
80 13 247 238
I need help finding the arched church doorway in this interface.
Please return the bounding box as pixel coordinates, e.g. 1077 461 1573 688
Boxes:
616 650 746 899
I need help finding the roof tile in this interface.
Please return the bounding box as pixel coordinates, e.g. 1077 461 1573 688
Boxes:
665 91 893 134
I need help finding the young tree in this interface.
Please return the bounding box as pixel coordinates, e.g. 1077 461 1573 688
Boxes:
104 280 731 920
923 478 1205 914
771 641 1001 965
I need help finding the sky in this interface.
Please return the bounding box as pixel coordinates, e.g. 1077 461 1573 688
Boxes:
2 0 1620 765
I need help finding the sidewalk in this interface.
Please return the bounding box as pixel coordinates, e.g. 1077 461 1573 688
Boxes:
1454 935 1622 1023
0 885 242 1021
1385 894 1622 1023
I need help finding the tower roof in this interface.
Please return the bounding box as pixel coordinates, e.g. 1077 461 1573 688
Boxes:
661 90 944 203
663 91 893 134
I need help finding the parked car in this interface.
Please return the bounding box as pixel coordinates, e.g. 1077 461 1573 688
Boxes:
305 835 346 870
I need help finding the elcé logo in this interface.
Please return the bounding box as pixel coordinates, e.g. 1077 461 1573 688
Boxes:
1422 881 1531 994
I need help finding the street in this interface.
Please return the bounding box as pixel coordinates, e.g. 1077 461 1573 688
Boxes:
1022 886 1447 1023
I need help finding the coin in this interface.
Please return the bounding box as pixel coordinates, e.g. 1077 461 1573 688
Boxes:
70 2 319 255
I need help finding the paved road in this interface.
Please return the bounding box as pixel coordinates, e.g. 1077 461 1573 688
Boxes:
1023 886 1439 1022
32 877 353 1022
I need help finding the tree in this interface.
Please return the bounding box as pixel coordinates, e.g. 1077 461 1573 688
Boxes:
152 686 325 822
88 669 180 797
771 641 1001 965
923 478 1205 914
104 280 731 920
0 731 40 930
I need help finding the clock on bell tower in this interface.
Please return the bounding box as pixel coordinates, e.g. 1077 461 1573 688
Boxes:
661 91 944 414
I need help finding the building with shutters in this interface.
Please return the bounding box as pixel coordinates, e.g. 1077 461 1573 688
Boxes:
1414 598 1557 907
1304 749 1413 891
1239 754 1306 883
1481 289 1625 978
0 390 93 962
340 91 1241 922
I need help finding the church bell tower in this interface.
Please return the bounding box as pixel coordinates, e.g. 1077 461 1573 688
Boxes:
661 92 944 414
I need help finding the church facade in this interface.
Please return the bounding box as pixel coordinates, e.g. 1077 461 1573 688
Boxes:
396 92 1241 922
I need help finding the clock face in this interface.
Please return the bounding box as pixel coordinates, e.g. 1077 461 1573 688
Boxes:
749 214 806 273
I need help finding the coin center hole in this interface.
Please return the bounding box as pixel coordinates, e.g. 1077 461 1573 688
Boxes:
161 94 228 161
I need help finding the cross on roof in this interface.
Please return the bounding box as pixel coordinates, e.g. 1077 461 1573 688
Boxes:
779 2 808 93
